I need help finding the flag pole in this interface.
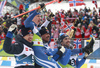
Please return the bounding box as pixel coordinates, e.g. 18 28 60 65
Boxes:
0 0 63 24
13 0 62 18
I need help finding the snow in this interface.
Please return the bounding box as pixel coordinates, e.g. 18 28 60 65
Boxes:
29 1 100 14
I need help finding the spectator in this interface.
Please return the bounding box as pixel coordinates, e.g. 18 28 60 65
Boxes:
6 17 12 28
53 26 59 39
99 7 100 16
75 24 82 38
82 20 88 29
83 25 92 38
92 30 98 38
17 16 22 30
23 0 30 11
19 4 24 14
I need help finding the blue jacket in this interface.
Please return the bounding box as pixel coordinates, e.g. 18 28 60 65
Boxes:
24 10 61 68
24 10 85 68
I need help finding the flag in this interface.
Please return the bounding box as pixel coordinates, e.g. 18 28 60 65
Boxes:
60 18 66 29
73 39 82 55
64 24 75 32
61 18 74 30
0 0 7 14
69 0 85 7
92 0 98 8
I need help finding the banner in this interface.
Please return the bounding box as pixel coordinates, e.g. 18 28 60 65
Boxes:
92 0 98 8
69 0 85 7
0 0 7 14
73 39 83 55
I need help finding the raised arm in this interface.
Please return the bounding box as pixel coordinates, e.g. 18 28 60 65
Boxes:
24 10 39 29
3 24 23 54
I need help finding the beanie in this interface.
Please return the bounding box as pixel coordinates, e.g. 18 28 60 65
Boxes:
58 33 69 43
39 26 49 36
21 25 33 37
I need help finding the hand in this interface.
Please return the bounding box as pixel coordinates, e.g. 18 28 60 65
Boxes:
82 48 92 55
39 3 45 10
58 46 65 53
49 12 54 18
86 37 95 49
47 13 55 21
84 52 89 59
53 46 66 61
82 37 95 53
8 24 17 33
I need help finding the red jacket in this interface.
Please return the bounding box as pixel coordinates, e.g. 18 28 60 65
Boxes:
83 27 92 38
19 4 23 10
75 28 82 38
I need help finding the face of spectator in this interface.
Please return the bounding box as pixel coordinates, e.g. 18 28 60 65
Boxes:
83 21 85 23
32 15 41 25
0 26 3 31
23 34 33 43
93 30 96 34
78 24 81 27
61 37 70 48
41 33 50 42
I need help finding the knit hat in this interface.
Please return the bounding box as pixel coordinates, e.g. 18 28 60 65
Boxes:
21 25 33 37
58 33 69 43
39 26 49 36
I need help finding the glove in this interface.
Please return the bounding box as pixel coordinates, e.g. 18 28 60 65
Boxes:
82 37 95 54
84 37 95 49
8 24 17 33
39 3 45 10
84 52 89 59
47 12 55 21
49 12 54 18
59 46 65 53
53 46 65 61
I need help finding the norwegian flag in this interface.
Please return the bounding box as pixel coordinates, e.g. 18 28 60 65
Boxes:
60 18 74 32
69 0 85 7
73 39 82 55
61 18 66 29
92 0 98 8
0 0 7 14
64 24 75 32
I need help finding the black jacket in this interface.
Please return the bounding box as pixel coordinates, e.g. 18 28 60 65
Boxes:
3 35 33 54
3 35 34 68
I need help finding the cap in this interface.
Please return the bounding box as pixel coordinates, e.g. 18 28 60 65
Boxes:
58 33 69 43
39 26 49 36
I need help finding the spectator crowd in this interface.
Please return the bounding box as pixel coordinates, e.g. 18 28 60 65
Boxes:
0 6 100 41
